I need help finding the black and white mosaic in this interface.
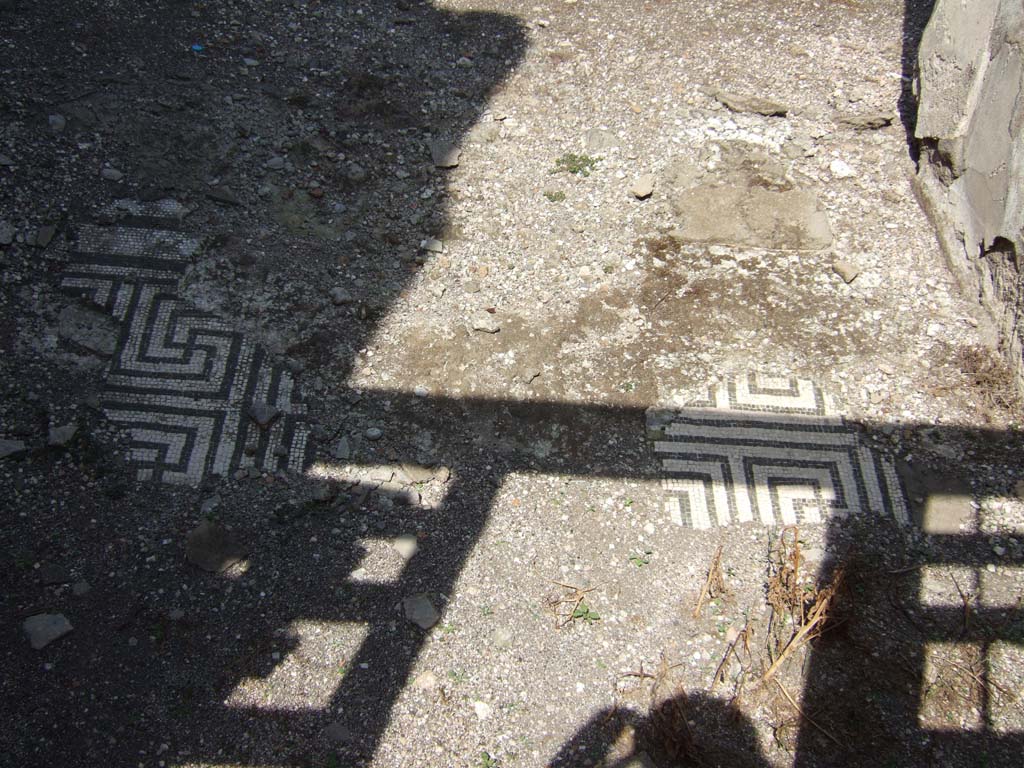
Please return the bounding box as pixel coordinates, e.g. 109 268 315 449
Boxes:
651 373 908 529
60 202 311 484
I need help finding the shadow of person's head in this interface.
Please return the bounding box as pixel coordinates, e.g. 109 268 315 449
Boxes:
551 691 769 768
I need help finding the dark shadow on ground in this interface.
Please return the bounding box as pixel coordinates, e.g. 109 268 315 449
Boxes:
899 0 937 159
548 692 770 768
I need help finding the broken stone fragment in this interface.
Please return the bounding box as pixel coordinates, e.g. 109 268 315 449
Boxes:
23 613 73 650
471 311 500 333
832 259 860 284
331 436 351 460
48 424 77 447
35 225 56 247
58 304 120 358
392 534 419 560
630 174 655 199
329 286 353 305
185 519 246 573
402 594 440 629
247 401 280 428
838 112 893 130
0 439 27 460
714 90 788 117
429 140 461 168
207 186 241 206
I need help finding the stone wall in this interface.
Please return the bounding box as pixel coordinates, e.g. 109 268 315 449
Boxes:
914 0 1024 391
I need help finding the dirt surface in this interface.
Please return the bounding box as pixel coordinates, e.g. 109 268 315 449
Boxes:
3 1 1024 767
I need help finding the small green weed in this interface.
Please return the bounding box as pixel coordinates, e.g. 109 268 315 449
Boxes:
572 602 601 624
478 752 499 768
551 152 599 177
481 605 494 617
448 669 468 684
629 550 652 568
543 189 566 202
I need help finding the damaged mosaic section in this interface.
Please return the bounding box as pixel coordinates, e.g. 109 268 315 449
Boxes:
59 202 311 484
649 374 908 529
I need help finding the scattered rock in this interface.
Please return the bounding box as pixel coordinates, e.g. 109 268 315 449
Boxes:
242 57 259 67
393 534 419 560
0 154 13 166
630 174 655 200
47 424 77 447
23 614 73 649
838 112 894 130
365 426 383 441
832 260 860 284
473 700 492 720
265 156 285 170
207 186 241 206
413 385 429 397
829 158 857 178
72 580 91 596
1015 479 1024 500
0 439 27 460
329 286 353 305
420 237 443 253
400 462 434 483
331 437 351 460
471 311 500 333
48 114 67 133
429 140 461 168
199 495 221 516
35 224 56 248
58 304 120 358
402 594 440 630
247 401 280 429
0 220 14 246
311 482 336 502
714 90 788 117
185 519 246 573
412 670 438 690
100 167 124 182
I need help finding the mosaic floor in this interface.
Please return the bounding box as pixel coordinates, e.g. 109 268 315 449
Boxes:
650 374 909 529
60 200 311 484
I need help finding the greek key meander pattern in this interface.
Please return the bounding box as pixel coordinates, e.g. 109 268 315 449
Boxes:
60 201 311 484
652 374 909 529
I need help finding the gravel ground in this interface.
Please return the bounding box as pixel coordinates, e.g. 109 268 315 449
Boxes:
3 1 1024 767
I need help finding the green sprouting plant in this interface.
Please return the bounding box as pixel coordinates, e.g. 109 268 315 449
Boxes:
551 152 599 177
448 669 469 684
543 189 566 202
629 550 652 568
478 752 499 768
572 602 601 624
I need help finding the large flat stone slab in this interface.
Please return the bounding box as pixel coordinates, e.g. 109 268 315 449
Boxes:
670 184 832 251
